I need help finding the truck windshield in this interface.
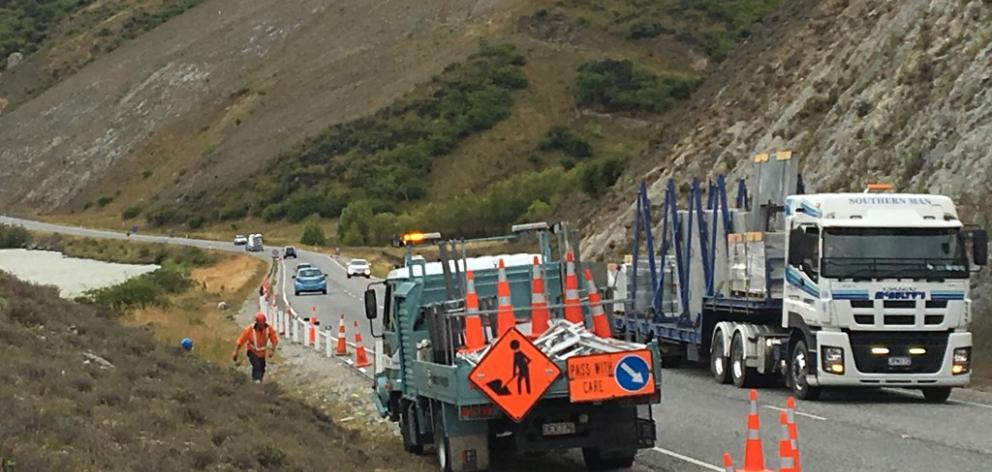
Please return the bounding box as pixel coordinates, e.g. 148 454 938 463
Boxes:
821 227 968 279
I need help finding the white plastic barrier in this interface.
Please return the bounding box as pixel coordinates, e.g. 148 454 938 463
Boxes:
314 326 321 351
324 331 333 358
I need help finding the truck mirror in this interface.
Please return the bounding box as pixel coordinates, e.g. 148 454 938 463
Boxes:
973 230 988 266
364 289 378 320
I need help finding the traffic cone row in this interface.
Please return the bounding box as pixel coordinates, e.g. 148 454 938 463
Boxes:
353 321 370 368
562 251 583 324
723 390 802 472
583 267 612 338
495 259 515 336
529 256 550 337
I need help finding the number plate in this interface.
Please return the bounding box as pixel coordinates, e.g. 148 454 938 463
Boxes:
542 422 576 436
888 356 911 367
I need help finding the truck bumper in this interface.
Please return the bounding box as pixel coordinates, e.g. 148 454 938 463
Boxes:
504 399 656 453
809 331 971 387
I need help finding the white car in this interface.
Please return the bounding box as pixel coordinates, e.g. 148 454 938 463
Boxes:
233 234 248 245
347 259 372 278
296 262 312 273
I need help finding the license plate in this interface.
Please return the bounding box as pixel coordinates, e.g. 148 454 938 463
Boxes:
888 356 912 367
542 422 576 436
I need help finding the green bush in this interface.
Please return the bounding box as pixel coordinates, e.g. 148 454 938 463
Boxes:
576 59 699 113
121 205 144 220
300 222 327 246
337 200 374 245
578 155 628 197
628 20 668 39
540 126 592 159
0 224 31 248
211 43 528 225
367 213 397 246
97 196 114 207
145 204 190 227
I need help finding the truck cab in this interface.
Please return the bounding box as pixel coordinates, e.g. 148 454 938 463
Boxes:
364 227 661 471
782 191 987 401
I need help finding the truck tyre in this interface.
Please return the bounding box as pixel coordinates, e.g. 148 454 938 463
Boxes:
922 387 952 403
731 332 757 388
294 290 300 296
401 404 424 454
434 414 453 472
322 289 327 295
711 329 730 384
582 447 637 470
790 339 821 400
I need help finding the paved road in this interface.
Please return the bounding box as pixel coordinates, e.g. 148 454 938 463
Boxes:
6 215 992 471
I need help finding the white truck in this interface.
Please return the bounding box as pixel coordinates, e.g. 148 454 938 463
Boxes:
246 233 264 252
615 152 988 402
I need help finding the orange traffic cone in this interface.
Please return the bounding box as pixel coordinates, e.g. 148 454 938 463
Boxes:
562 251 583 325
495 259 515 337
778 412 796 472
529 257 550 337
335 314 348 356
462 271 485 350
722 452 734 472
583 268 612 338
786 396 800 472
742 389 767 471
353 321 370 368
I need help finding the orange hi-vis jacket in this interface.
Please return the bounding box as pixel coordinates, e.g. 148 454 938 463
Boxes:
237 324 278 358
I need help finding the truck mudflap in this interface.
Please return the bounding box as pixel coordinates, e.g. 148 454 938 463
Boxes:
501 398 656 453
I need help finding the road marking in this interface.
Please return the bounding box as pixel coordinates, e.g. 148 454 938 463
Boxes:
650 447 723 471
950 399 992 410
763 405 828 421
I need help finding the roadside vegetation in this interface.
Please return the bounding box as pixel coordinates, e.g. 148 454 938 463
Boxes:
576 59 699 114
0 273 413 471
0 224 31 248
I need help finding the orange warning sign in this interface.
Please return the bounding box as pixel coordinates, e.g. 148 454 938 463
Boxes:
566 349 655 403
469 328 561 422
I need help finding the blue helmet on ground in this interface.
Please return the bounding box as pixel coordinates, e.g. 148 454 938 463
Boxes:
180 337 193 351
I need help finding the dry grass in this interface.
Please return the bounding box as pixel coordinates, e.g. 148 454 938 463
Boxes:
122 253 266 365
0 273 409 471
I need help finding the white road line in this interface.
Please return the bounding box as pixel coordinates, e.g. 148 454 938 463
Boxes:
763 405 828 421
950 399 992 410
650 447 723 471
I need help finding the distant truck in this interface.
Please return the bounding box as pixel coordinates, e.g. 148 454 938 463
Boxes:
363 226 660 472
615 151 987 402
245 233 264 252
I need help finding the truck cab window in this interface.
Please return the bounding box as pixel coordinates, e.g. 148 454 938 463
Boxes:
788 225 820 281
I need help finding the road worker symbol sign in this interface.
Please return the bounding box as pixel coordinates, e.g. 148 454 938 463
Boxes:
566 349 656 403
469 328 561 422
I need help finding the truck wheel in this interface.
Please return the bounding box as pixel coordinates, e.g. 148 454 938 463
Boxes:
582 447 637 470
790 339 821 400
401 404 424 454
922 387 952 403
294 290 300 296
711 329 730 384
731 332 757 388
434 414 453 472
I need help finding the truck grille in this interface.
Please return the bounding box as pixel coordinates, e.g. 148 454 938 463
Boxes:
848 331 948 374
848 300 945 327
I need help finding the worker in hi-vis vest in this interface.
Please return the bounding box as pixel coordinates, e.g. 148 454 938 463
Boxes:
232 312 278 383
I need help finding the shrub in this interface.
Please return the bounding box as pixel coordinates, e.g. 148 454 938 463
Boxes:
0 224 31 248
299 222 327 246
540 126 592 159
628 21 668 39
367 213 397 246
337 200 374 245
578 155 628 197
576 59 699 113
97 196 114 207
145 204 190 227
121 205 144 220
185 215 204 230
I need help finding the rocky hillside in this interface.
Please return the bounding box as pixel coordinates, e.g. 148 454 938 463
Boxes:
584 0 992 256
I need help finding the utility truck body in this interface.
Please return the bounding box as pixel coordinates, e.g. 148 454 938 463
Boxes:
365 227 660 471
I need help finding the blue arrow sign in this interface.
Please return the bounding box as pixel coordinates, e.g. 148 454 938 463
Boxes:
615 354 650 392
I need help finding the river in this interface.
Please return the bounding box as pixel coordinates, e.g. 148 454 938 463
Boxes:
0 249 159 298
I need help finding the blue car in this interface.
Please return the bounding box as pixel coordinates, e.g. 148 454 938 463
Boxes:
293 267 327 296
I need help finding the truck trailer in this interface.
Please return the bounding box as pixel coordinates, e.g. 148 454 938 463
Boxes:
613 151 987 401
364 226 660 471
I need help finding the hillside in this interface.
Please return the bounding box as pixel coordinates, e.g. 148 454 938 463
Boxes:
0 0 785 242
0 272 410 471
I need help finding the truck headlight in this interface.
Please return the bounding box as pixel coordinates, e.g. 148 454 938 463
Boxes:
952 347 970 375
821 346 844 375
